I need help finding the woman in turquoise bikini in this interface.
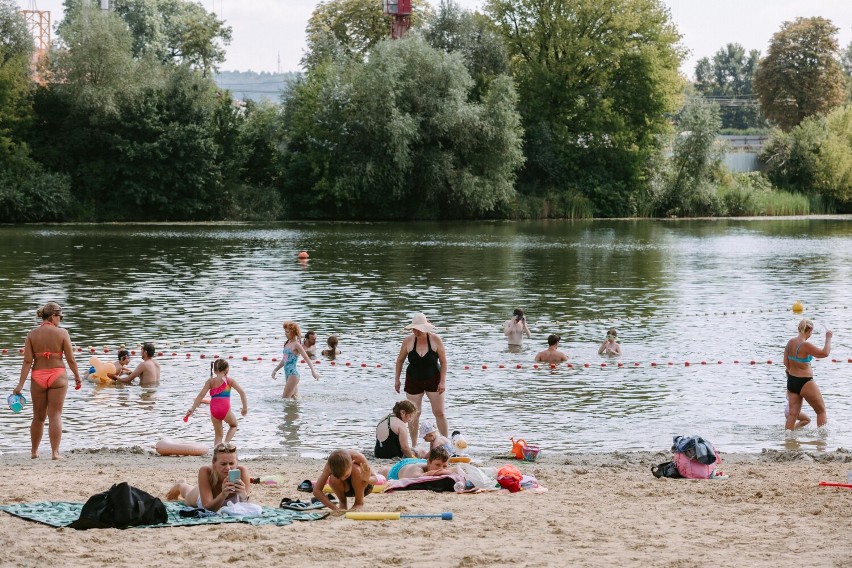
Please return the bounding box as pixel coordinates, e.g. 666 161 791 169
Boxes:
784 319 832 436
271 321 320 399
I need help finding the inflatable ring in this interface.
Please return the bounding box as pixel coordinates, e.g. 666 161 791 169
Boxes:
155 438 208 457
449 456 471 463
88 356 116 384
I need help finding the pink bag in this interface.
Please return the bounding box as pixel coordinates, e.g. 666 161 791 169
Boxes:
674 450 721 479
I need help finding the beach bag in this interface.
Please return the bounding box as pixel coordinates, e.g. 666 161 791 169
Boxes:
651 461 683 479
672 435 717 465
69 482 167 529
455 463 496 490
674 451 721 479
671 435 720 479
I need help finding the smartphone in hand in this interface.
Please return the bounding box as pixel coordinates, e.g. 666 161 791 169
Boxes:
228 469 241 483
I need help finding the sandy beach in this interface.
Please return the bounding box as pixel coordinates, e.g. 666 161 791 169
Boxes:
1 448 851 567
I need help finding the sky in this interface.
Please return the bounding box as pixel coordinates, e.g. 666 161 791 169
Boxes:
19 0 852 78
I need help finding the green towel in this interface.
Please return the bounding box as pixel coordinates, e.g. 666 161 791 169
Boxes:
0 501 327 528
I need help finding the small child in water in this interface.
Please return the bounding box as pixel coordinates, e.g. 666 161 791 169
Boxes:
313 449 376 515
598 328 621 356
186 360 248 447
419 421 453 455
321 335 341 357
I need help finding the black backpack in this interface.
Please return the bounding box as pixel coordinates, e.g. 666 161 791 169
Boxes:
69 482 167 530
651 461 683 479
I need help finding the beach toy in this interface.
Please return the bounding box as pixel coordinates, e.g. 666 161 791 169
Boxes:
510 437 527 460
818 481 852 489
7 393 26 413
88 356 115 383
345 512 452 521
451 430 468 450
522 443 541 461
155 438 208 457
792 300 804 313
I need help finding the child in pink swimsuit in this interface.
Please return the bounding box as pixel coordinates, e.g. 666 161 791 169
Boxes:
187 360 248 446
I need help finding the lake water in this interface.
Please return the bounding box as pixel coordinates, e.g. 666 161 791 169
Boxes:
1 219 851 457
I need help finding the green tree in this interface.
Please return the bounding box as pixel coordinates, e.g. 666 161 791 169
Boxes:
842 41 852 76
422 0 508 99
52 5 154 122
694 43 765 130
0 0 33 164
485 0 684 217
652 98 724 216
754 17 847 131
761 105 852 208
281 37 524 219
0 0 73 222
61 0 231 75
32 64 228 220
302 0 432 69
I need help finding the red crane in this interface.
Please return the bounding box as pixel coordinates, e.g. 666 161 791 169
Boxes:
382 0 411 39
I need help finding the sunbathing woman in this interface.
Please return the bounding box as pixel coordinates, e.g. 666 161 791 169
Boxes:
13 302 81 459
167 442 250 511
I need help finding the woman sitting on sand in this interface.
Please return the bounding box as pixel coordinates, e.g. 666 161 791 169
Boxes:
166 442 250 511
375 400 423 459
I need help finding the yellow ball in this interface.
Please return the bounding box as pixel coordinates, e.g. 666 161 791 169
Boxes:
792 300 804 313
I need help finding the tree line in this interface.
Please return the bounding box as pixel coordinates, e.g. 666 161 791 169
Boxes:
1 0 851 222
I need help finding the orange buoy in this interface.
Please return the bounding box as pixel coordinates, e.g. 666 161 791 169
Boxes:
297 251 309 259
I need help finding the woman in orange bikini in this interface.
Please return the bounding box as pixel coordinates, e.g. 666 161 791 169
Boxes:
13 302 81 459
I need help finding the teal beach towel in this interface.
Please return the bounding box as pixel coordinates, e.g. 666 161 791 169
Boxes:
0 501 327 528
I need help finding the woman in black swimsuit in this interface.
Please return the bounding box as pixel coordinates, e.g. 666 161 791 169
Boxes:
374 400 420 459
394 313 449 446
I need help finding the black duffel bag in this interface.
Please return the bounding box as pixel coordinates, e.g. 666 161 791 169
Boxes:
69 482 167 530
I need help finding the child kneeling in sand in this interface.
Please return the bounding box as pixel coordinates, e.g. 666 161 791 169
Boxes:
382 447 454 480
313 449 377 515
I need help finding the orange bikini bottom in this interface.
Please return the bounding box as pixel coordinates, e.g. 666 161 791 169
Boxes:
31 368 66 389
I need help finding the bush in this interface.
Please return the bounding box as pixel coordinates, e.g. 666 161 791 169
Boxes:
0 164 73 222
505 191 594 219
224 184 286 221
716 172 826 216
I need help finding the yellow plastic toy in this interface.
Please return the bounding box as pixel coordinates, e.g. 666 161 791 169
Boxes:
88 356 116 383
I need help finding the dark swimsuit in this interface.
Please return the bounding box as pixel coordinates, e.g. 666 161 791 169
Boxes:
786 340 813 395
374 415 405 459
404 334 441 395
